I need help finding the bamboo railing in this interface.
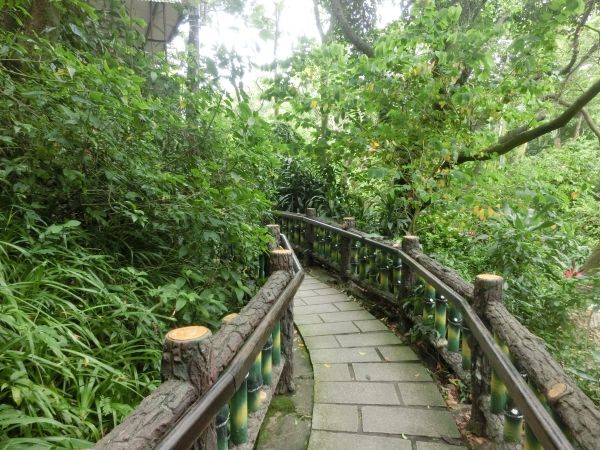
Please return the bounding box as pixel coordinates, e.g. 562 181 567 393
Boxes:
95 226 303 450
276 209 600 450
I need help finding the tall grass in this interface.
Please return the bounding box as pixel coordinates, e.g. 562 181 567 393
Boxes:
0 214 172 448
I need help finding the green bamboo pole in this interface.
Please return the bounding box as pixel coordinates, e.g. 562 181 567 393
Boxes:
422 283 436 321
490 335 509 414
272 321 281 366
524 381 543 450
434 295 448 338
323 231 331 259
378 252 389 290
367 249 378 285
352 241 361 274
216 404 229 450
247 353 263 413
331 235 340 266
447 316 462 352
230 374 248 444
359 243 368 280
503 406 524 443
524 423 542 450
461 325 472 370
262 335 273 386
393 256 402 294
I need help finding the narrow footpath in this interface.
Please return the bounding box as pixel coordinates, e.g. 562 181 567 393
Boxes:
294 273 466 450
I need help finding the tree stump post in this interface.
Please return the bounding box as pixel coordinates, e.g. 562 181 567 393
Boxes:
339 217 355 280
304 208 316 266
400 235 420 301
469 274 503 436
161 326 216 449
269 249 295 394
267 224 281 251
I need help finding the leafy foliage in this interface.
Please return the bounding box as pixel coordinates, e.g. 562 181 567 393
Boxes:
0 1 277 446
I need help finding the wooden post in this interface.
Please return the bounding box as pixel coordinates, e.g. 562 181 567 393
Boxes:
304 208 316 266
267 224 281 251
469 274 503 436
161 326 216 449
400 235 420 301
269 249 295 394
339 217 354 280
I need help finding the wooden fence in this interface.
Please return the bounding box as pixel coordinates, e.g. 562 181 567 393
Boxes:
95 226 303 450
276 209 600 450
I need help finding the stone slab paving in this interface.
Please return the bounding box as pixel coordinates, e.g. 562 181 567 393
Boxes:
294 274 465 450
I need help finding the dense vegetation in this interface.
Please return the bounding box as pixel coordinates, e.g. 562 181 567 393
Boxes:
0 0 598 447
268 0 599 402
0 1 275 447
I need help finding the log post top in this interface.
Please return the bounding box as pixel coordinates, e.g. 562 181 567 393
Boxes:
342 217 355 229
306 208 316 218
166 326 211 343
475 274 503 285
221 313 239 324
402 235 420 252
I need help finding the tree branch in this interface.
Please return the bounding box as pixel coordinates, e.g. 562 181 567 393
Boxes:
313 0 326 42
328 0 374 57
555 97 600 143
455 78 600 164
560 0 595 75
580 107 600 143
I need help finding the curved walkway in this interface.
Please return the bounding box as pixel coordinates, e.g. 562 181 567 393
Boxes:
294 273 466 450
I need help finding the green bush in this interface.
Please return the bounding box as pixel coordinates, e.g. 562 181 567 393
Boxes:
0 2 277 446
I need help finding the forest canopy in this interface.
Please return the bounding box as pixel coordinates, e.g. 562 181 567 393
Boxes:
0 0 598 447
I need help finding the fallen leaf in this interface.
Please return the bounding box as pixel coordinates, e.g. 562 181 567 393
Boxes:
324 363 331 368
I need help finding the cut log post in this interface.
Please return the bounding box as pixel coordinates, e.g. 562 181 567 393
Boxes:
400 235 420 301
339 217 355 280
267 224 281 251
276 300 295 394
269 249 293 274
161 326 216 449
469 274 503 436
267 249 295 394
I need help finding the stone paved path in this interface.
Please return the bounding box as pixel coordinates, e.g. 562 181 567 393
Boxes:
294 273 466 450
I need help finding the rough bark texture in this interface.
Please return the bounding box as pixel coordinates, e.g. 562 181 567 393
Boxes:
400 236 420 300
487 301 600 450
469 275 503 437
95 380 197 450
211 271 293 376
276 301 295 394
406 249 474 300
269 249 293 273
267 224 281 251
328 0 375 57
339 217 355 280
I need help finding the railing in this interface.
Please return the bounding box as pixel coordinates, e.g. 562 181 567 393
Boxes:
95 225 303 450
276 209 600 450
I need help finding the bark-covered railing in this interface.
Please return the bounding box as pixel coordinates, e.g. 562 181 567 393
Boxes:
276 209 600 450
95 225 303 450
